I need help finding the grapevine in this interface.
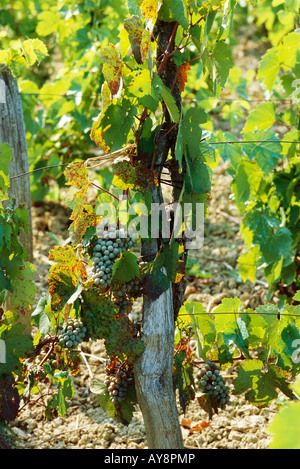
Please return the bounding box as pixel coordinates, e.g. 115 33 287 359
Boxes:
1 0 299 451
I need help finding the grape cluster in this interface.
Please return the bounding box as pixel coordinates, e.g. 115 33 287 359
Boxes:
196 360 230 409
58 318 87 350
104 360 134 404
112 277 143 314
91 220 137 289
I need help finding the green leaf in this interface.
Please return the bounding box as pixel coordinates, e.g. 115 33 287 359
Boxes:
257 48 281 92
9 262 38 318
0 322 33 375
212 297 243 334
141 255 170 301
237 245 260 283
161 85 180 123
242 102 276 133
182 301 216 360
128 69 161 112
0 48 27 76
294 291 300 302
36 11 61 36
90 99 137 152
185 156 212 195
223 316 251 359
31 294 51 335
111 250 139 283
243 205 279 246
0 143 12 202
231 159 263 209
260 227 292 265
268 401 300 449
169 0 189 30
233 360 294 406
211 41 234 88
243 133 282 174
175 107 207 168
90 378 135 425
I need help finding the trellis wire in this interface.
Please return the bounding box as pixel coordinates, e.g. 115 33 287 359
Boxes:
178 310 300 318
18 90 297 105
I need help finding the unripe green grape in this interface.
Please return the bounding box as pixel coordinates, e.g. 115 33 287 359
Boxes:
196 360 230 410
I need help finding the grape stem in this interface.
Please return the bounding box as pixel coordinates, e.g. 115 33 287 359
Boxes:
89 181 120 202
37 342 55 372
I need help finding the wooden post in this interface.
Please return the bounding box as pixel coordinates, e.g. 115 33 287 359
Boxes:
133 21 185 449
0 64 33 262
0 64 34 333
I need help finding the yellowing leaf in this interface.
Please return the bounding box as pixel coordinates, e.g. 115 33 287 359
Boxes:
70 203 97 243
90 99 137 152
48 246 87 313
90 111 111 152
118 28 131 58
140 30 151 62
140 0 160 22
65 162 89 189
64 162 97 244
101 82 112 108
22 38 48 66
112 159 159 190
100 44 123 96
49 245 87 283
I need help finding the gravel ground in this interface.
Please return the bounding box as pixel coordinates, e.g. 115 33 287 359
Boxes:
9 160 282 450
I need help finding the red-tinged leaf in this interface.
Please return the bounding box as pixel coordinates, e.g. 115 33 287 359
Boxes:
48 246 87 312
178 62 191 92
100 43 123 96
64 162 89 188
140 30 151 62
69 202 97 245
49 245 87 283
90 113 111 152
140 0 160 22
112 159 159 190
48 271 82 313
64 163 97 244
124 16 151 64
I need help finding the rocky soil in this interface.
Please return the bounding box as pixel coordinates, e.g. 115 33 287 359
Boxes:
10 160 282 450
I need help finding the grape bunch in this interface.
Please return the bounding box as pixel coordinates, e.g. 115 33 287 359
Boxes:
91 219 137 289
104 360 134 404
196 360 230 409
58 318 87 350
112 277 143 314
